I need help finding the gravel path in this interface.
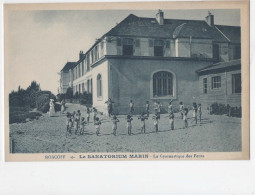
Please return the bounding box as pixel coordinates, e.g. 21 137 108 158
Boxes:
9 103 242 153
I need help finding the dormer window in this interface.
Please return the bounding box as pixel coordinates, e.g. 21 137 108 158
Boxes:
154 40 164 56
123 38 134 56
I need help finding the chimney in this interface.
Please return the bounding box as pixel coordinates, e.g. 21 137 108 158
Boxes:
205 11 214 26
79 50 84 60
156 9 164 25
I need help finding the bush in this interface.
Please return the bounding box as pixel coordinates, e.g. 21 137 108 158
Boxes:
9 110 42 124
54 103 61 112
210 103 241 117
36 91 56 113
66 87 73 99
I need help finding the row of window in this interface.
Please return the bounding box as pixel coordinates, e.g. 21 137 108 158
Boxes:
74 79 93 94
203 73 241 94
73 42 104 80
117 38 170 57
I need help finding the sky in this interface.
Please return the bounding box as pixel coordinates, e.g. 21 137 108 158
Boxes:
5 9 240 94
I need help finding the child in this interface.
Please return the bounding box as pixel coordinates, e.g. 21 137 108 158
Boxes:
93 107 97 122
138 112 148 133
183 108 188 128
152 113 160 133
145 101 150 117
80 117 86 135
74 118 79 135
126 115 133 135
129 100 134 116
168 100 173 114
198 103 202 123
66 113 72 136
86 107 91 123
111 115 119 136
76 110 81 128
157 101 162 119
169 111 174 130
192 102 198 124
94 117 101 136
179 102 184 119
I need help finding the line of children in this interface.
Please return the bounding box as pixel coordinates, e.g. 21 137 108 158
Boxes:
65 101 202 137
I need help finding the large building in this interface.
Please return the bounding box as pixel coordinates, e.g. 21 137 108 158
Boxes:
59 10 241 114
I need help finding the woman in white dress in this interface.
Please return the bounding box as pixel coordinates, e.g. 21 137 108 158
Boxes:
49 99 55 117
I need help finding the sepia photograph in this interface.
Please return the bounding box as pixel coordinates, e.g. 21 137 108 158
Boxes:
4 2 249 161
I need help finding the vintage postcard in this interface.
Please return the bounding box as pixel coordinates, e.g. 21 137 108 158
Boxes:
4 1 249 161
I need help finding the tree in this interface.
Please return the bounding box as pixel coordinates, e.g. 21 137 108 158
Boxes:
66 87 73 99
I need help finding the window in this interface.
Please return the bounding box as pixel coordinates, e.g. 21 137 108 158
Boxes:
95 46 98 61
232 73 241 93
97 74 102 97
154 40 164 56
87 80 90 93
82 61 84 75
123 38 133 56
153 71 173 97
82 83 85 93
79 84 81 94
213 44 220 62
86 55 90 71
166 40 170 49
117 38 122 46
149 39 153 47
234 45 241 59
100 41 104 56
211 76 221 89
203 78 207 94
91 50 94 63
135 39 140 47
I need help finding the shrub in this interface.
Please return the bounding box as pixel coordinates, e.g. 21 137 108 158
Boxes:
66 87 73 99
54 103 61 112
210 103 241 118
9 111 42 124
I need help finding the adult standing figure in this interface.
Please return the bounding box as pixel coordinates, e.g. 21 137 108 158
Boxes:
105 98 114 117
49 99 55 117
61 98 66 113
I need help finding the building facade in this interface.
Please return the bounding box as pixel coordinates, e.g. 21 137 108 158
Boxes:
59 10 241 114
197 59 241 107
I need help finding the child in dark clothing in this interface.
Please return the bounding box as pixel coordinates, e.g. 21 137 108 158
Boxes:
93 107 97 122
198 103 202 123
126 115 133 135
138 112 148 133
111 115 119 136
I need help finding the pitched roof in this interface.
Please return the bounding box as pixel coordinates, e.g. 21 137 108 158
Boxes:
61 62 76 72
215 25 241 44
105 14 240 43
196 59 241 73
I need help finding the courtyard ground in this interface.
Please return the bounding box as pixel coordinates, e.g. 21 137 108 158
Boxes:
9 103 242 153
